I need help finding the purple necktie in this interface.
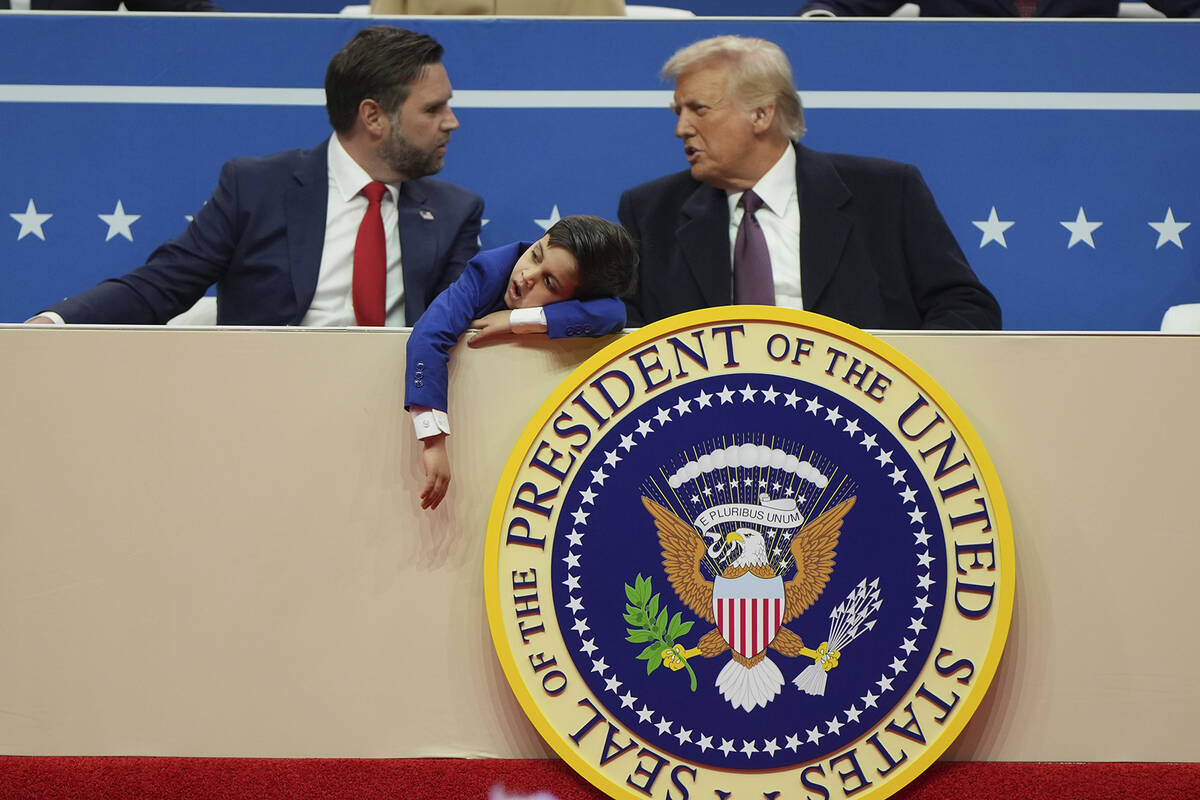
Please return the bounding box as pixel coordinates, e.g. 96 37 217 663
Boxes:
733 189 775 305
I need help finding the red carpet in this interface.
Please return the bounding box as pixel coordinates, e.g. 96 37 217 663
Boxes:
1 757 1197 800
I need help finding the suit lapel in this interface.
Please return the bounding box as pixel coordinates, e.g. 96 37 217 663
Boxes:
397 180 438 322
285 141 330 322
796 144 853 312
677 182 734 307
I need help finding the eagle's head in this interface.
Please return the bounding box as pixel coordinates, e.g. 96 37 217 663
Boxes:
725 527 770 568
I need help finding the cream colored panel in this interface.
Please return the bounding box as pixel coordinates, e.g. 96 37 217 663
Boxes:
0 327 1196 761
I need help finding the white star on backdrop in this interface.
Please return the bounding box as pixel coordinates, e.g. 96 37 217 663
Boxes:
1148 208 1190 250
99 200 141 242
10 199 53 241
972 206 1015 248
1060 207 1102 249
534 204 562 231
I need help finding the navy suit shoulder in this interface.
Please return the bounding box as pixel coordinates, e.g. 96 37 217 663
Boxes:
48 144 323 326
798 0 1199 16
619 143 1000 330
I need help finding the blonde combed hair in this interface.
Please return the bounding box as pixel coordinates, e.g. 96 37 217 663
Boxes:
662 35 806 141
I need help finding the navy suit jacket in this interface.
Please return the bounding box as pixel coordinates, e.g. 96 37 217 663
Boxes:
405 241 626 412
796 0 1200 16
618 144 1000 330
47 139 483 326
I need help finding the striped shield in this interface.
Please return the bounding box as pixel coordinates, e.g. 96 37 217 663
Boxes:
712 573 786 659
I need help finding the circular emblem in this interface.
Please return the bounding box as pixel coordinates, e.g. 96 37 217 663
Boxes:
485 308 1013 800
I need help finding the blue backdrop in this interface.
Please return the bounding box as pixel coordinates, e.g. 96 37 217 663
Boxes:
2 16 1198 329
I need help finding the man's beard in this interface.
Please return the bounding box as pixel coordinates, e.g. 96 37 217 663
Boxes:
379 123 444 181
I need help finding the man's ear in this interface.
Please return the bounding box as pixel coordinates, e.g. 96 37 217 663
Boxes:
357 98 388 138
751 104 777 134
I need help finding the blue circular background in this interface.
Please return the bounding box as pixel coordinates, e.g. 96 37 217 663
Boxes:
550 373 947 768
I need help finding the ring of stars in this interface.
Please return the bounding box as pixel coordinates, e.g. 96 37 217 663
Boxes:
555 378 943 763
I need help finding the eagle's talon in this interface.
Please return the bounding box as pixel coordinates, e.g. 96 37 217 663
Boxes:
815 641 840 671
662 643 700 670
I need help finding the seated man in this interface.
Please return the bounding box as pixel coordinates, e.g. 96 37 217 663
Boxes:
405 215 637 510
29 26 481 328
618 35 1001 331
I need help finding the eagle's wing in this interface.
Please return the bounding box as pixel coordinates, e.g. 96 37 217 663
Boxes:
642 496 715 623
781 496 855 624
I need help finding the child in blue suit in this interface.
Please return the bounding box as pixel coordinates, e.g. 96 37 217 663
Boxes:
406 215 638 509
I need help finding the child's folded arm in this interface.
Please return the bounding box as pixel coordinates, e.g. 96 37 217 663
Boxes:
544 296 626 338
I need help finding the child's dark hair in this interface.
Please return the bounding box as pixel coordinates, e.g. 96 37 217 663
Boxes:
547 215 638 300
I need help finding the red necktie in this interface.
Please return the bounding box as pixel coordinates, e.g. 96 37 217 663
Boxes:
733 189 776 305
353 181 388 327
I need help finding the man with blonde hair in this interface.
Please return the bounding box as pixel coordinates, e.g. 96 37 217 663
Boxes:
618 35 1000 329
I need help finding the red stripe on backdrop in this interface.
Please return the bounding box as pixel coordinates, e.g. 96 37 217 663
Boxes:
0 758 1198 800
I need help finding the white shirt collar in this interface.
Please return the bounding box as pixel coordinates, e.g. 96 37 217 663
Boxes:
727 144 797 217
328 134 401 205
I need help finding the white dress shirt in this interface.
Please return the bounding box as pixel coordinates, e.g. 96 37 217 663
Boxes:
302 133 407 328
727 145 804 310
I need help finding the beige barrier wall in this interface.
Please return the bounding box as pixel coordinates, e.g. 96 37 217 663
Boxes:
0 327 1196 761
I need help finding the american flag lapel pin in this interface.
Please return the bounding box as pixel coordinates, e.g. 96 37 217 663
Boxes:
419 209 435 221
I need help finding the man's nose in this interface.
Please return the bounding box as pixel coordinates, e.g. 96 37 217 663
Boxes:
444 107 460 131
674 113 693 139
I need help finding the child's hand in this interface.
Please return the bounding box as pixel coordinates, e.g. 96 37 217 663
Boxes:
468 310 513 347
420 434 451 510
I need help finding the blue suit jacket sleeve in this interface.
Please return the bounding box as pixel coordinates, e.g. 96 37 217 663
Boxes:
405 242 626 412
48 159 243 324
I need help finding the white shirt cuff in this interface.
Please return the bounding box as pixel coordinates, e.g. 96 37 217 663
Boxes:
30 311 66 325
411 406 451 439
509 306 548 334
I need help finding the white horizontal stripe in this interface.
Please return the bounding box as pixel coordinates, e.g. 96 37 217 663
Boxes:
2 85 1199 111
0 85 324 105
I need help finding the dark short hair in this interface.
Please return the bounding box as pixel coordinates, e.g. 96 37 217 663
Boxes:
547 215 638 300
325 26 445 135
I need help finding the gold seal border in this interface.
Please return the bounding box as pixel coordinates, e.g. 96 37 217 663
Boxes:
484 306 1015 799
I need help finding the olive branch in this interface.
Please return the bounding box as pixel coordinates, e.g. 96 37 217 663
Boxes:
623 573 697 691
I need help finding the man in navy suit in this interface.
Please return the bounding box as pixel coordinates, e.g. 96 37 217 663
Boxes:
618 35 1000 331
29 26 482 327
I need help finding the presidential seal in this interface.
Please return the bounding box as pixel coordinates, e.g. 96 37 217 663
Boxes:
485 308 1013 800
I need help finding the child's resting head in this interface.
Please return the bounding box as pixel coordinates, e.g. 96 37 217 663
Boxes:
505 215 638 309
548 215 638 300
